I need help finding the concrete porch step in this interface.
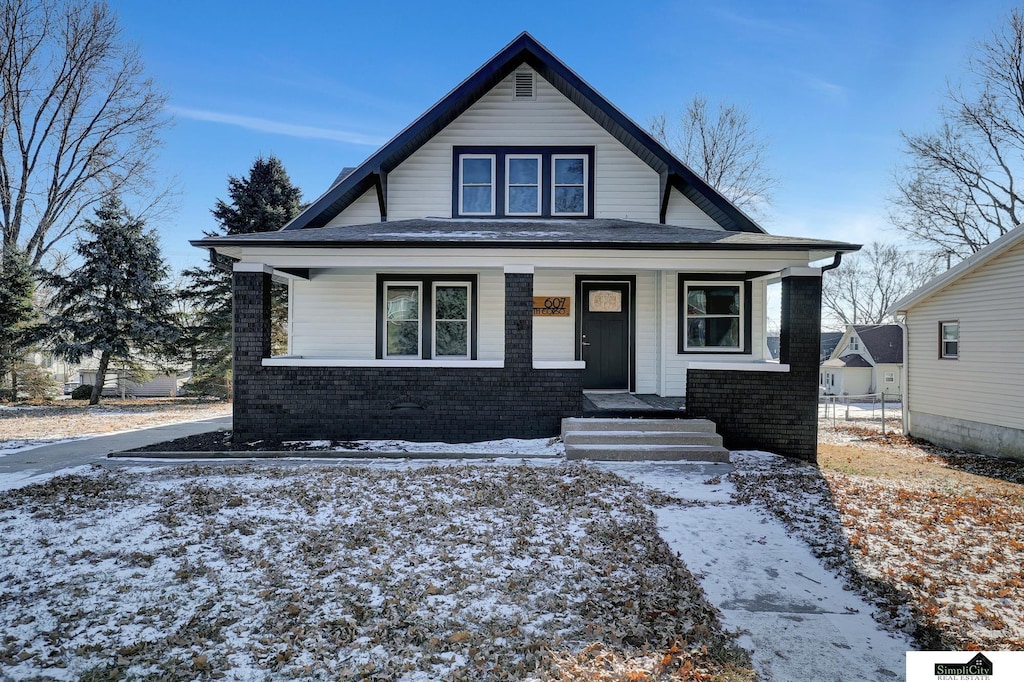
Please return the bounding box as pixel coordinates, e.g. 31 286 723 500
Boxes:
563 430 724 447
561 417 718 434
564 443 730 462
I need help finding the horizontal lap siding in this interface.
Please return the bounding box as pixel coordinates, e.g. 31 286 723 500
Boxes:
906 240 1024 431
664 189 724 230
533 270 576 361
324 190 381 226
387 68 662 221
290 269 504 361
635 272 658 393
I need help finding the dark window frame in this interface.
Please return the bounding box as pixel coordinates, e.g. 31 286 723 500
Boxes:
376 274 478 360
939 320 959 360
452 146 595 218
677 273 755 355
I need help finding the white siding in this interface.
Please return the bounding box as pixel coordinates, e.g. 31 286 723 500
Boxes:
290 268 504 361
662 275 768 396
663 189 724 230
532 270 576 362
387 67 664 221
906 239 1024 431
324 189 381 227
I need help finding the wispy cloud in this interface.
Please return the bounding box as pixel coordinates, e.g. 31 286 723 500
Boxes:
168 106 385 146
804 76 848 103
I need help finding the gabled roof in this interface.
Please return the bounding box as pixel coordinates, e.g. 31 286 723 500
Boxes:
820 331 844 359
889 224 1024 314
283 32 765 234
193 218 858 251
822 354 872 368
851 325 903 364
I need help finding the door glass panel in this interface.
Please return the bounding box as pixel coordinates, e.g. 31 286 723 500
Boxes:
588 290 622 313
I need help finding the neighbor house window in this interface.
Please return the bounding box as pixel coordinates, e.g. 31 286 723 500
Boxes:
884 371 895 383
552 154 587 216
505 155 541 216
384 284 422 357
453 147 593 217
849 336 859 351
459 155 495 215
940 321 959 359
683 282 743 351
378 275 478 360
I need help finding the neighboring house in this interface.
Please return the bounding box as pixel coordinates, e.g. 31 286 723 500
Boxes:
819 331 843 362
192 33 859 460
77 353 189 398
819 324 903 398
890 225 1024 460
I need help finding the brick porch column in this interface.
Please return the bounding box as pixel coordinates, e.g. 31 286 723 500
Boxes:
779 270 823 458
504 266 534 374
232 264 272 442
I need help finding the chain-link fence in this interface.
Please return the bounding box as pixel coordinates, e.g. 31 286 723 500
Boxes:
819 393 902 434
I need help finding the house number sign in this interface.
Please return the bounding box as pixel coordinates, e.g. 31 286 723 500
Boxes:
532 296 571 317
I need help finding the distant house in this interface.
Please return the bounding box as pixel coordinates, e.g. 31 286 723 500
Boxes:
819 331 843 362
890 225 1024 460
191 32 859 459
819 324 903 399
76 353 189 398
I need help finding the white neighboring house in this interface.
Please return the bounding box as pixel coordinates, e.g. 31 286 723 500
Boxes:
819 324 903 399
77 354 190 398
890 225 1024 460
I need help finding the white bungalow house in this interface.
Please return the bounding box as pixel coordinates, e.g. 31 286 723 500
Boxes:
820 324 903 399
193 33 859 460
890 225 1024 460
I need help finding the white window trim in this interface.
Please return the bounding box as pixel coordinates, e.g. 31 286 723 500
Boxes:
458 154 496 216
940 321 959 359
505 154 542 216
431 281 472 359
682 281 745 353
849 336 859 351
383 282 422 359
551 154 588 216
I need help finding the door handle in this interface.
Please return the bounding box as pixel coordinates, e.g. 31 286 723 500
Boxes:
581 341 591 346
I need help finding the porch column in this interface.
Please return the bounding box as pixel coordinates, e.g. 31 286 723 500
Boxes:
504 265 534 373
232 264 272 442
778 270 823 456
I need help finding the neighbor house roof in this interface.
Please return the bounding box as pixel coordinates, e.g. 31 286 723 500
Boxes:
822 354 873 368
193 218 860 252
852 324 903 364
280 32 766 234
889 224 1024 314
820 331 844 359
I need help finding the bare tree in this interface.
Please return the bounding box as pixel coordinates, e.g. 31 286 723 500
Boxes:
821 242 937 329
0 0 168 266
650 95 778 215
891 7 1024 258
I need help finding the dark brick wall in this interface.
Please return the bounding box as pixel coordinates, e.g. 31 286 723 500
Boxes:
686 275 822 461
232 270 582 443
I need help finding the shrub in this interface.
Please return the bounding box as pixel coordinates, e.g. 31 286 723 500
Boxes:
71 384 94 400
13 363 59 400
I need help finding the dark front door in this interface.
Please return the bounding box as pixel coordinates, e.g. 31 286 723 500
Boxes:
580 282 630 390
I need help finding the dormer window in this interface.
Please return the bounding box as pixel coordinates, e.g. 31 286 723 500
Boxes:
849 336 859 351
453 147 593 218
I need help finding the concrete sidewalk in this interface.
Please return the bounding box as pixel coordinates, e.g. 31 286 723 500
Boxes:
0 416 231 479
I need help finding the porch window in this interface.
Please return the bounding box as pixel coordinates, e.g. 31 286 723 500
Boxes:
884 371 895 382
679 277 751 353
377 275 478 360
433 283 471 357
384 284 421 357
459 155 495 215
940 321 959 359
552 155 587 215
505 155 541 215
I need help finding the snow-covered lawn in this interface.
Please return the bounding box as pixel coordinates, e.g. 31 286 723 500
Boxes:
749 424 1024 650
0 463 752 681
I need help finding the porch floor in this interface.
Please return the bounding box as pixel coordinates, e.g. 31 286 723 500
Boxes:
581 392 687 418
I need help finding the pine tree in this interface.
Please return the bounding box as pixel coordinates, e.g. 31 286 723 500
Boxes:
0 246 38 400
180 156 302 396
47 197 178 405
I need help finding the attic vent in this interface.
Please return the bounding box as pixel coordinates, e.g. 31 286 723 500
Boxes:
513 69 535 100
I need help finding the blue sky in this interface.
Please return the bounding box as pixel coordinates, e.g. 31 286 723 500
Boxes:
110 0 1020 272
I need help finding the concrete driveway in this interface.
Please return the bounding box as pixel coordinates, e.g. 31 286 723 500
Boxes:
0 416 231 480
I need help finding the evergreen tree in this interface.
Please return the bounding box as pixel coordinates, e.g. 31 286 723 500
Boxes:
0 246 38 400
180 156 302 396
47 197 177 405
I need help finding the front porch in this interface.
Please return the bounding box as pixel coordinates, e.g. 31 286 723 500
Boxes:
582 392 687 418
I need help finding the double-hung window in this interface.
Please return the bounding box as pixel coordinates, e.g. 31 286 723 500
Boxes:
453 147 593 218
459 155 496 215
678 275 752 354
379 275 477 360
940 321 959 359
552 154 588 216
